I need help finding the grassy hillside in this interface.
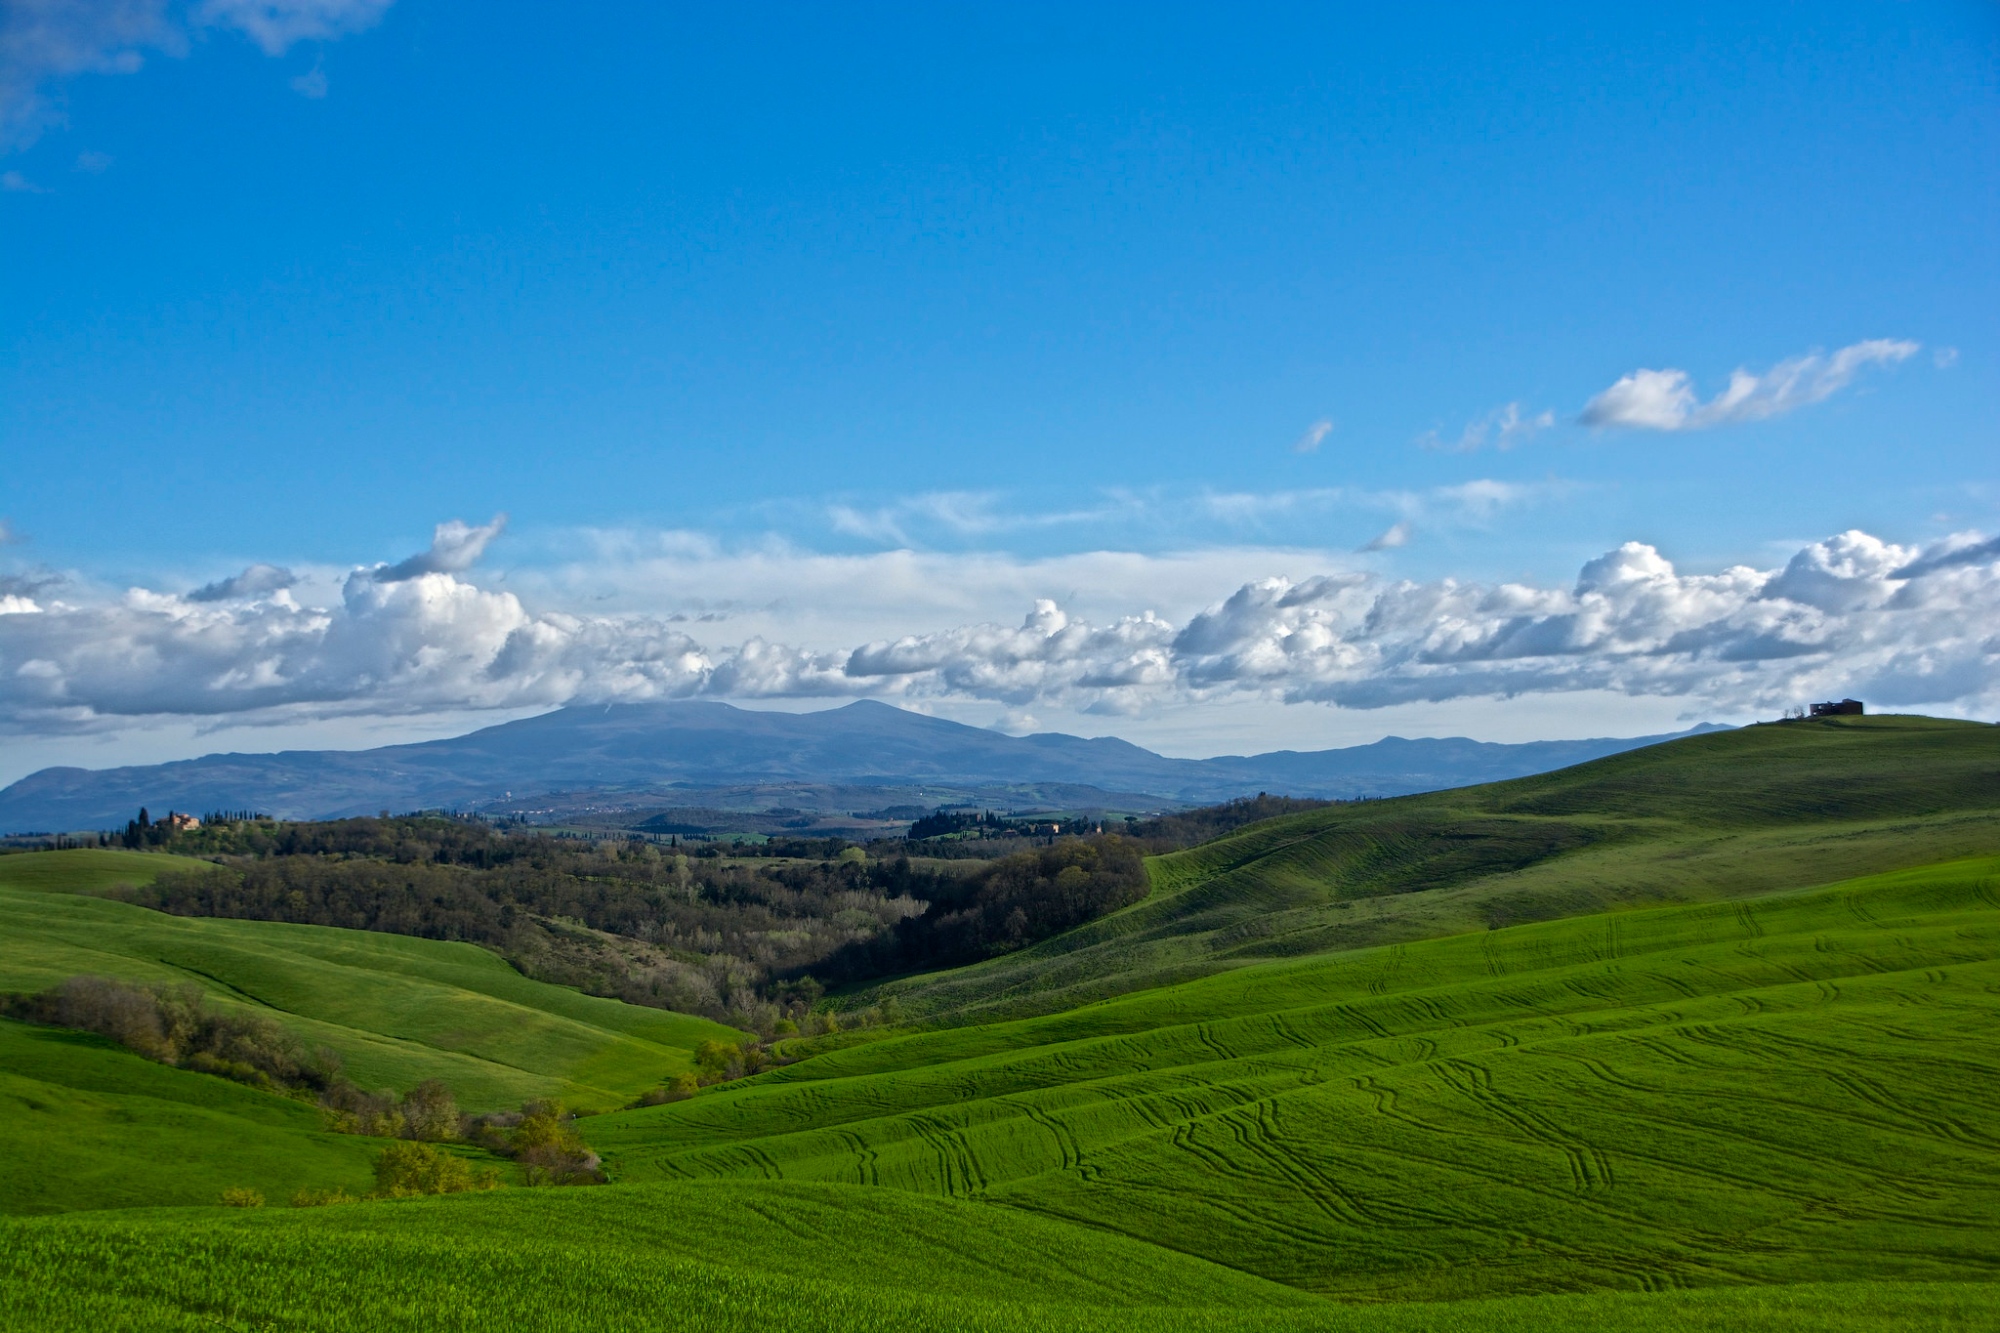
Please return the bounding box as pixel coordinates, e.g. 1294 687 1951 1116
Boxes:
0 1019 385 1214
591 855 2000 1303
4 1184 1995 1331
4 724 1998 1330
867 716 2000 1020
0 850 742 1110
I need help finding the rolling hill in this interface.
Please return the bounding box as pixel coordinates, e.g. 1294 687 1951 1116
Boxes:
865 714 2000 1020
0 698 1721 831
0 849 741 1113
2 715 1997 1331
593 853 2000 1303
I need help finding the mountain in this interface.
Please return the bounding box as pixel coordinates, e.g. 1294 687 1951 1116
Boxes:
0 700 1726 832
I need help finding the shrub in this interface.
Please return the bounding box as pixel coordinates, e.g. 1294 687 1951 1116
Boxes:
509 1102 602 1186
218 1187 264 1208
400 1078 460 1142
633 1072 700 1107
3 976 339 1095
369 1141 498 1199
289 1187 357 1207
693 1037 771 1085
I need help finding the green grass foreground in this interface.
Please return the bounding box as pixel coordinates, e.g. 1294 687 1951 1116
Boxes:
3 1184 1994 1331
595 856 2000 1302
0 850 741 1109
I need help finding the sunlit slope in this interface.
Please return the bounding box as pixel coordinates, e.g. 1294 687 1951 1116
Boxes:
5 1183 1994 1332
593 857 2000 1303
876 715 2000 1020
0 1019 381 1215
0 851 741 1109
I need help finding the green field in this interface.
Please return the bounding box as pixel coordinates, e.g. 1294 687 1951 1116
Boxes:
0 849 742 1109
3 718 1999 1330
868 716 2000 1021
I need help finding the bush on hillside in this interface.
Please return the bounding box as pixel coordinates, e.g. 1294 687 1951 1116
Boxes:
457 1100 603 1185
1 976 340 1094
633 1071 701 1107
370 1141 499 1198
290 1187 357 1207
507 1101 603 1186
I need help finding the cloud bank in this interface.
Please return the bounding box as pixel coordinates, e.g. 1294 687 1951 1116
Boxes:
2 523 1995 737
1 0 391 148
1581 339 1918 431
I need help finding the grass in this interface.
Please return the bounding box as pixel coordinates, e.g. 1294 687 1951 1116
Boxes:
0 1019 386 1214
0 851 743 1110
590 855 2000 1303
865 715 2000 1021
3 1185 1995 1331
4 721 1999 1329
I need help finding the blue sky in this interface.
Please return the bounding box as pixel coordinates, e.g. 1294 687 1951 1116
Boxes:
1 1 1996 780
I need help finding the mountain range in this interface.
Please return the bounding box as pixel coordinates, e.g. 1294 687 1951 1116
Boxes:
0 700 1726 833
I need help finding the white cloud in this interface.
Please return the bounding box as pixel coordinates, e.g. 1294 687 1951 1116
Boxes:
372 515 507 582
188 563 296 602
1292 418 1334 454
1 168 46 191
1581 339 1920 431
193 0 389 56
1 0 389 149
1419 402 1554 453
827 491 1135 547
288 65 325 97
4 523 1997 737
1359 522 1410 552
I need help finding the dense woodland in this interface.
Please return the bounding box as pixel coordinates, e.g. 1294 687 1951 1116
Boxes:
75 795 1328 1030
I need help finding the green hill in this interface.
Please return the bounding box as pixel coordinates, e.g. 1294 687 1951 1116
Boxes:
866 715 2000 1021
582 853 2000 1302
0 849 742 1111
3 720 1999 1330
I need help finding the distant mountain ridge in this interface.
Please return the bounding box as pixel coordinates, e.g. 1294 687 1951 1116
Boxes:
0 700 1726 832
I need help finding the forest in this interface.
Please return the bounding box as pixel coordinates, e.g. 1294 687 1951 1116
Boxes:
111 812 1178 1028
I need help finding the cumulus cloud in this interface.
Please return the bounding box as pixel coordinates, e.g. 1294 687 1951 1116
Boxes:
372 515 507 582
188 563 296 602
3 522 1997 735
1292 419 1334 454
1 0 390 148
1893 532 2000 580
1581 339 1919 431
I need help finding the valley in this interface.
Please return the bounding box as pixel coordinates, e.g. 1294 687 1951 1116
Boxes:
2 716 1997 1330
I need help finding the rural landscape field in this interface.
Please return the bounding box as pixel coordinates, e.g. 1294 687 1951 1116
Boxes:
4 4 1995 1330
3 714 1999 1330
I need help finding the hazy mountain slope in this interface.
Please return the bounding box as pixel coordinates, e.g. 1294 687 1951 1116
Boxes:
0 699 1719 831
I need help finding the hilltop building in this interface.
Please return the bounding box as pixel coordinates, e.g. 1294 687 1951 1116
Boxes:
1810 699 1865 718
